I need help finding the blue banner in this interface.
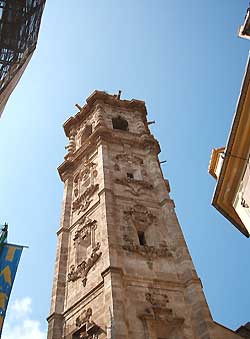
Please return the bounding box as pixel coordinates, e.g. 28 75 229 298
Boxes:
0 243 23 336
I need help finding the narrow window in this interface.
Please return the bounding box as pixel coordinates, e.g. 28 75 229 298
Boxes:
112 116 128 131
127 172 134 180
138 231 146 246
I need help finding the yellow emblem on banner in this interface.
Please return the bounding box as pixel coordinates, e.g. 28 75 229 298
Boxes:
6 246 16 262
0 266 11 285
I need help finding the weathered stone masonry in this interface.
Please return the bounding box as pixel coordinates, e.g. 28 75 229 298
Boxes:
47 91 243 339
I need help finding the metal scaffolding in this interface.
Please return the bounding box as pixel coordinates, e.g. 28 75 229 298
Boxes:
0 0 46 115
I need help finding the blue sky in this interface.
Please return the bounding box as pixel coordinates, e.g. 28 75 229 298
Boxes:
0 1 250 337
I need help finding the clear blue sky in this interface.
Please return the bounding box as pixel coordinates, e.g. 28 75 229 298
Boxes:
0 1 250 337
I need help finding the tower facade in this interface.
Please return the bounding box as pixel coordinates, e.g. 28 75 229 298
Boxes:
47 91 242 339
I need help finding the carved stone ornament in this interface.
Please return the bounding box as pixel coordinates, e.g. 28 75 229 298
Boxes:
76 308 93 328
136 119 146 135
122 241 172 262
115 152 143 165
145 289 169 308
139 294 184 337
115 177 153 196
142 305 181 324
74 307 101 339
124 204 156 230
68 243 102 286
73 160 98 198
73 218 97 244
72 184 99 214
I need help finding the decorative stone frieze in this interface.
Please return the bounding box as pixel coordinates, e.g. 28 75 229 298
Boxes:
145 288 169 308
115 177 153 196
122 242 172 261
73 218 97 244
68 242 102 286
76 308 93 328
72 184 99 214
73 160 98 198
140 296 184 338
115 152 143 165
124 204 156 230
140 305 183 324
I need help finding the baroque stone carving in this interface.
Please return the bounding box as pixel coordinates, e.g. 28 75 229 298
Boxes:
75 307 101 339
115 177 153 196
145 289 169 308
115 152 143 165
73 160 98 198
72 184 99 214
140 291 184 336
122 204 171 267
122 241 172 261
73 218 97 243
142 305 176 323
76 308 93 328
68 242 102 286
124 204 156 230
136 119 146 135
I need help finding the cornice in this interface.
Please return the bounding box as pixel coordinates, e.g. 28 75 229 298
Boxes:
63 90 147 137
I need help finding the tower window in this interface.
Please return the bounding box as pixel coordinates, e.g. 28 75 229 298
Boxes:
112 116 129 131
138 231 146 246
127 172 134 180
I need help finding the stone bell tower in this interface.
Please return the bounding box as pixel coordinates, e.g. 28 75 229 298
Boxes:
47 91 242 339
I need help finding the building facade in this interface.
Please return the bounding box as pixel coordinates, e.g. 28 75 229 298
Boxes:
209 56 250 237
208 4 250 237
48 91 244 339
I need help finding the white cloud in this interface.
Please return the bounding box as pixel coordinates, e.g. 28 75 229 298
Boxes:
11 297 32 318
2 297 46 339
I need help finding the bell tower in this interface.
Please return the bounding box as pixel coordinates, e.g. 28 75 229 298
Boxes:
47 91 242 339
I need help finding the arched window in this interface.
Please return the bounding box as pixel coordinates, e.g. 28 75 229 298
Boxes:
112 116 129 131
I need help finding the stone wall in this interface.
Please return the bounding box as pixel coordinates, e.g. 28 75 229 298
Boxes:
47 91 242 339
